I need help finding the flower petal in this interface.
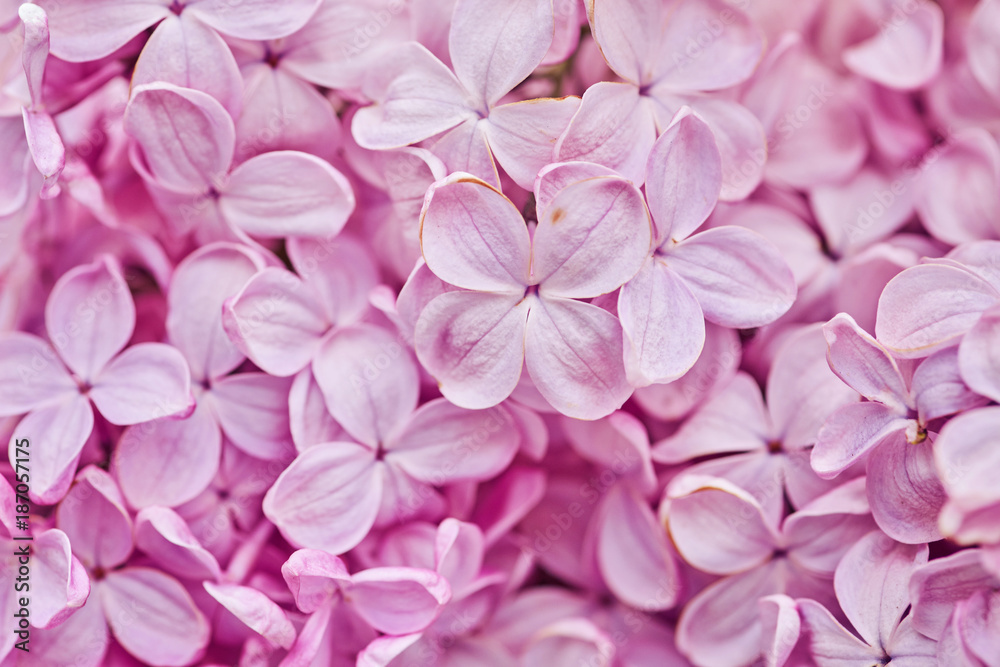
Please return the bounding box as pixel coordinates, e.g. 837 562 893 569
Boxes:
263 443 381 555
90 343 194 425
203 581 296 649
56 466 133 571
823 312 909 411
35 0 169 62
524 296 632 420
842 0 943 90
414 291 528 410
484 97 580 190
533 175 651 299
958 306 1000 403
866 435 946 544
0 333 76 417
812 402 908 478
220 151 355 238
32 528 90 629
11 394 93 505
347 567 451 635
134 507 222 581
184 0 319 39
207 373 294 460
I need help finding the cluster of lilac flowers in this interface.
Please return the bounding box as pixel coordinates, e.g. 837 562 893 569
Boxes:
1 0 999 665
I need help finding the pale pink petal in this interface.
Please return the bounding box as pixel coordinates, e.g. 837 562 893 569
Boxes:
767 324 861 451
533 161 621 216
650 0 764 91
203 581 295 649
435 518 485 593
797 598 883 665
124 83 234 193
524 296 632 420
35 0 169 62
875 263 999 359
595 485 680 610
677 559 786 667
667 476 778 575
562 410 657 494
312 325 418 449
114 401 221 509
909 550 995 640
134 507 222 581
484 97 581 190
588 0 666 84
131 13 244 119
523 619 616 667
387 400 519 484
842 0 943 90
419 173 530 292
414 291 529 410
262 443 381 554
959 307 1000 403
449 0 553 107
667 226 796 328
823 312 909 411
184 0 320 39
288 234 380 326
352 43 473 149
0 333 77 416
222 268 329 377
915 129 1000 245
347 567 451 634
100 567 210 666
470 466 547 546
934 407 1000 511
12 394 93 504
968 0 1000 101
57 466 133 570
32 528 90 629
554 82 658 185
280 548 349 613
758 595 801 667
812 402 909 478
866 436 946 544
833 531 928 651
911 347 988 423
207 373 293 460
885 617 938 664
45 257 135 383
166 243 264 382
533 175 651 298
28 595 109 667
652 372 769 464
22 110 65 195
424 118 497 186
357 633 424 667
644 109 721 244
288 368 348 451
220 151 355 238
90 343 193 425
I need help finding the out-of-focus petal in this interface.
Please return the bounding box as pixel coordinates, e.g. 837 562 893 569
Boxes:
842 0 943 90
35 0 169 62
184 0 320 39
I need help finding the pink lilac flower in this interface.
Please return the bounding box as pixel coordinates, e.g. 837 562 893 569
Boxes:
0 256 193 503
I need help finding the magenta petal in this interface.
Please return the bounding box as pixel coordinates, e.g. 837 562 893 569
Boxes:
414 291 529 410
388 400 520 484
100 567 210 665
595 485 680 610
12 393 93 505
45 256 135 383
90 342 194 425
263 442 381 554
0 333 77 416
312 324 418 449
56 466 133 570
667 226 796 328
124 83 234 194
114 401 221 509
435 518 485 593
524 296 632 420
281 548 349 613
32 528 90 629
866 435 947 544
220 151 355 238
347 567 451 634
134 507 222 581
203 581 296 649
